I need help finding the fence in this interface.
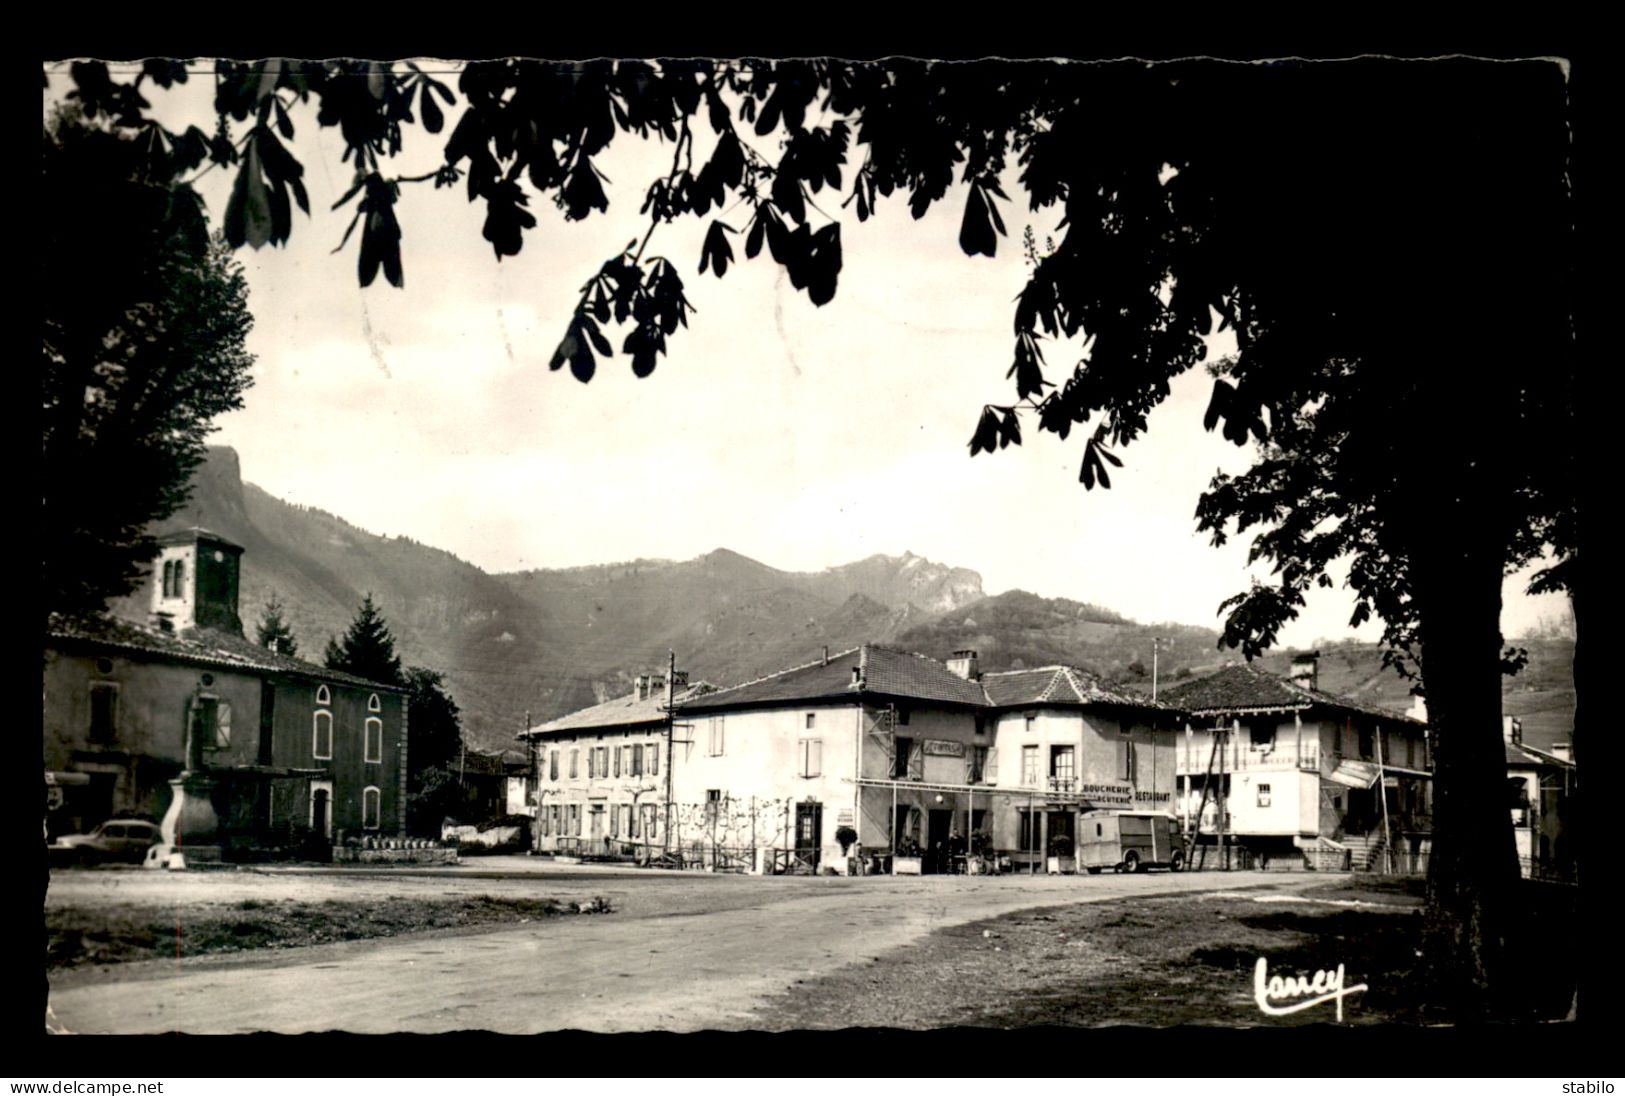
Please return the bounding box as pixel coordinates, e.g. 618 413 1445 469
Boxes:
536 796 803 873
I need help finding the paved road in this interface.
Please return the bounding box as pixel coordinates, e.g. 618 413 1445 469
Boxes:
48 863 1318 1034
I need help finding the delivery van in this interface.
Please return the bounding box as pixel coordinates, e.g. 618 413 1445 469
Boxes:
1078 810 1185 873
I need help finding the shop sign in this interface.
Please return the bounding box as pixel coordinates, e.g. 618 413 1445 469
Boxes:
924 739 965 757
1078 781 1133 805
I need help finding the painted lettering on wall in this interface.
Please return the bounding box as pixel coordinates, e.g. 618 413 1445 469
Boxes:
1252 957 1368 1022
923 739 965 757
1134 790 1171 803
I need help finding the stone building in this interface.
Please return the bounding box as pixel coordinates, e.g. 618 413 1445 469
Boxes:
44 528 408 854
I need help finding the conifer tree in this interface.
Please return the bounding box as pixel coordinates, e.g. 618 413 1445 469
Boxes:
254 593 298 656
323 594 404 686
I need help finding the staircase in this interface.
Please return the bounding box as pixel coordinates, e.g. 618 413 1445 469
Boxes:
1341 832 1391 872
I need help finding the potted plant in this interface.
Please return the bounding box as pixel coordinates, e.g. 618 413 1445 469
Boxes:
1046 834 1075 875
894 834 923 875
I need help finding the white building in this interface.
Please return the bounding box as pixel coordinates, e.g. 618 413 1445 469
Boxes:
521 646 1180 873
1160 653 1432 870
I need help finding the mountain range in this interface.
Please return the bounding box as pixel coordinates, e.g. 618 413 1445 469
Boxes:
108 448 1575 755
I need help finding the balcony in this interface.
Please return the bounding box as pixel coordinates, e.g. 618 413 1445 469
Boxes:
1176 741 1321 775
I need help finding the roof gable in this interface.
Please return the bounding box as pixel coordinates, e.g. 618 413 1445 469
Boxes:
1160 662 1421 724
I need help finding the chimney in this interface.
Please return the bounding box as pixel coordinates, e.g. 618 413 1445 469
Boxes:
822 645 829 666
670 670 689 692
1502 716 1522 746
1408 692 1428 722
851 666 863 687
149 528 245 636
633 674 650 701
1288 651 1320 692
150 611 175 634
947 649 980 680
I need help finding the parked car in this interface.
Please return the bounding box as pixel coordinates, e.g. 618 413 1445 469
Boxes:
1077 810 1186 874
49 819 163 864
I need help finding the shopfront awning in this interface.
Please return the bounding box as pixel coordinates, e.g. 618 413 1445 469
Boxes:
1325 759 1382 789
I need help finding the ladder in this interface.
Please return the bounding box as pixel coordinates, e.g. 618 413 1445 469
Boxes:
1191 728 1222 871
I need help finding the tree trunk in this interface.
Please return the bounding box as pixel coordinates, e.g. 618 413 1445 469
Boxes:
1413 527 1524 1020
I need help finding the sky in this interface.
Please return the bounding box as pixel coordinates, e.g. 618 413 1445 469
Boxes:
47 60 1574 647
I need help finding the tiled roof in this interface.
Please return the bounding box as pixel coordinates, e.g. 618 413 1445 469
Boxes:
980 665 1178 711
1506 741 1575 770
523 682 718 737
47 612 405 693
676 646 1171 714
1160 662 1422 725
677 644 989 712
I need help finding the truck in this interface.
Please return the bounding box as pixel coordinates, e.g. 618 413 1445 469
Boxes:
1078 809 1186 874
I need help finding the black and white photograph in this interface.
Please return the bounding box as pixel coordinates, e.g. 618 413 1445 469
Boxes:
34 51 1590 1054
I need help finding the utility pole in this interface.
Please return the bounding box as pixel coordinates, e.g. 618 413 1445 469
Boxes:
1152 637 1170 702
664 650 676 860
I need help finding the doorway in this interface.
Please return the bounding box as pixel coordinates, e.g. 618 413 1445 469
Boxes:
308 780 333 839
795 801 823 872
927 808 955 873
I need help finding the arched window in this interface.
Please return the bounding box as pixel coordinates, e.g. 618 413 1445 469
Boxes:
161 561 173 597
367 693 382 713
362 786 381 830
315 684 331 706
313 709 333 760
172 559 184 596
364 717 383 763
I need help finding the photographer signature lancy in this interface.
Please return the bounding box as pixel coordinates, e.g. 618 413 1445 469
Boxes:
1253 957 1368 1022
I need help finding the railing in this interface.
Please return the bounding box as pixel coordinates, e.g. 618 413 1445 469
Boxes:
1176 741 1321 774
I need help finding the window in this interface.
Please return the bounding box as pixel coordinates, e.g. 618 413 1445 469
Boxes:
598 746 610 776
88 683 118 743
892 736 913 780
967 745 988 784
1257 783 1272 808
1021 744 1039 786
313 709 333 760
629 805 641 839
806 712 817 729
610 803 620 838
362 786 381 830
191 695 230 750
799 738 822 778
549 750 559 781
173 559 184 595
632 744 644 777
1250 721 1277 749
161 560 172 597
705 788 722 825
368 693 382 713
315 684 331 706
569 748 579 779
571 804 582 836
1358 726 1374 759
708 717 725 756
648 742 660 776
895 707 910 726
364 717 383 763
1025 713 1037 733
613 745 622 778
1050 745 1075 782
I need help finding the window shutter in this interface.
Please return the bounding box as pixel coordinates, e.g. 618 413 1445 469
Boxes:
614 746 622 778
650 742 659 776
633 744 643 776
908 740 924 780
986 748 998 783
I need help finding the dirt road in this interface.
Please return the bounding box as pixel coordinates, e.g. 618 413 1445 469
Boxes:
47 863 1317 1033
